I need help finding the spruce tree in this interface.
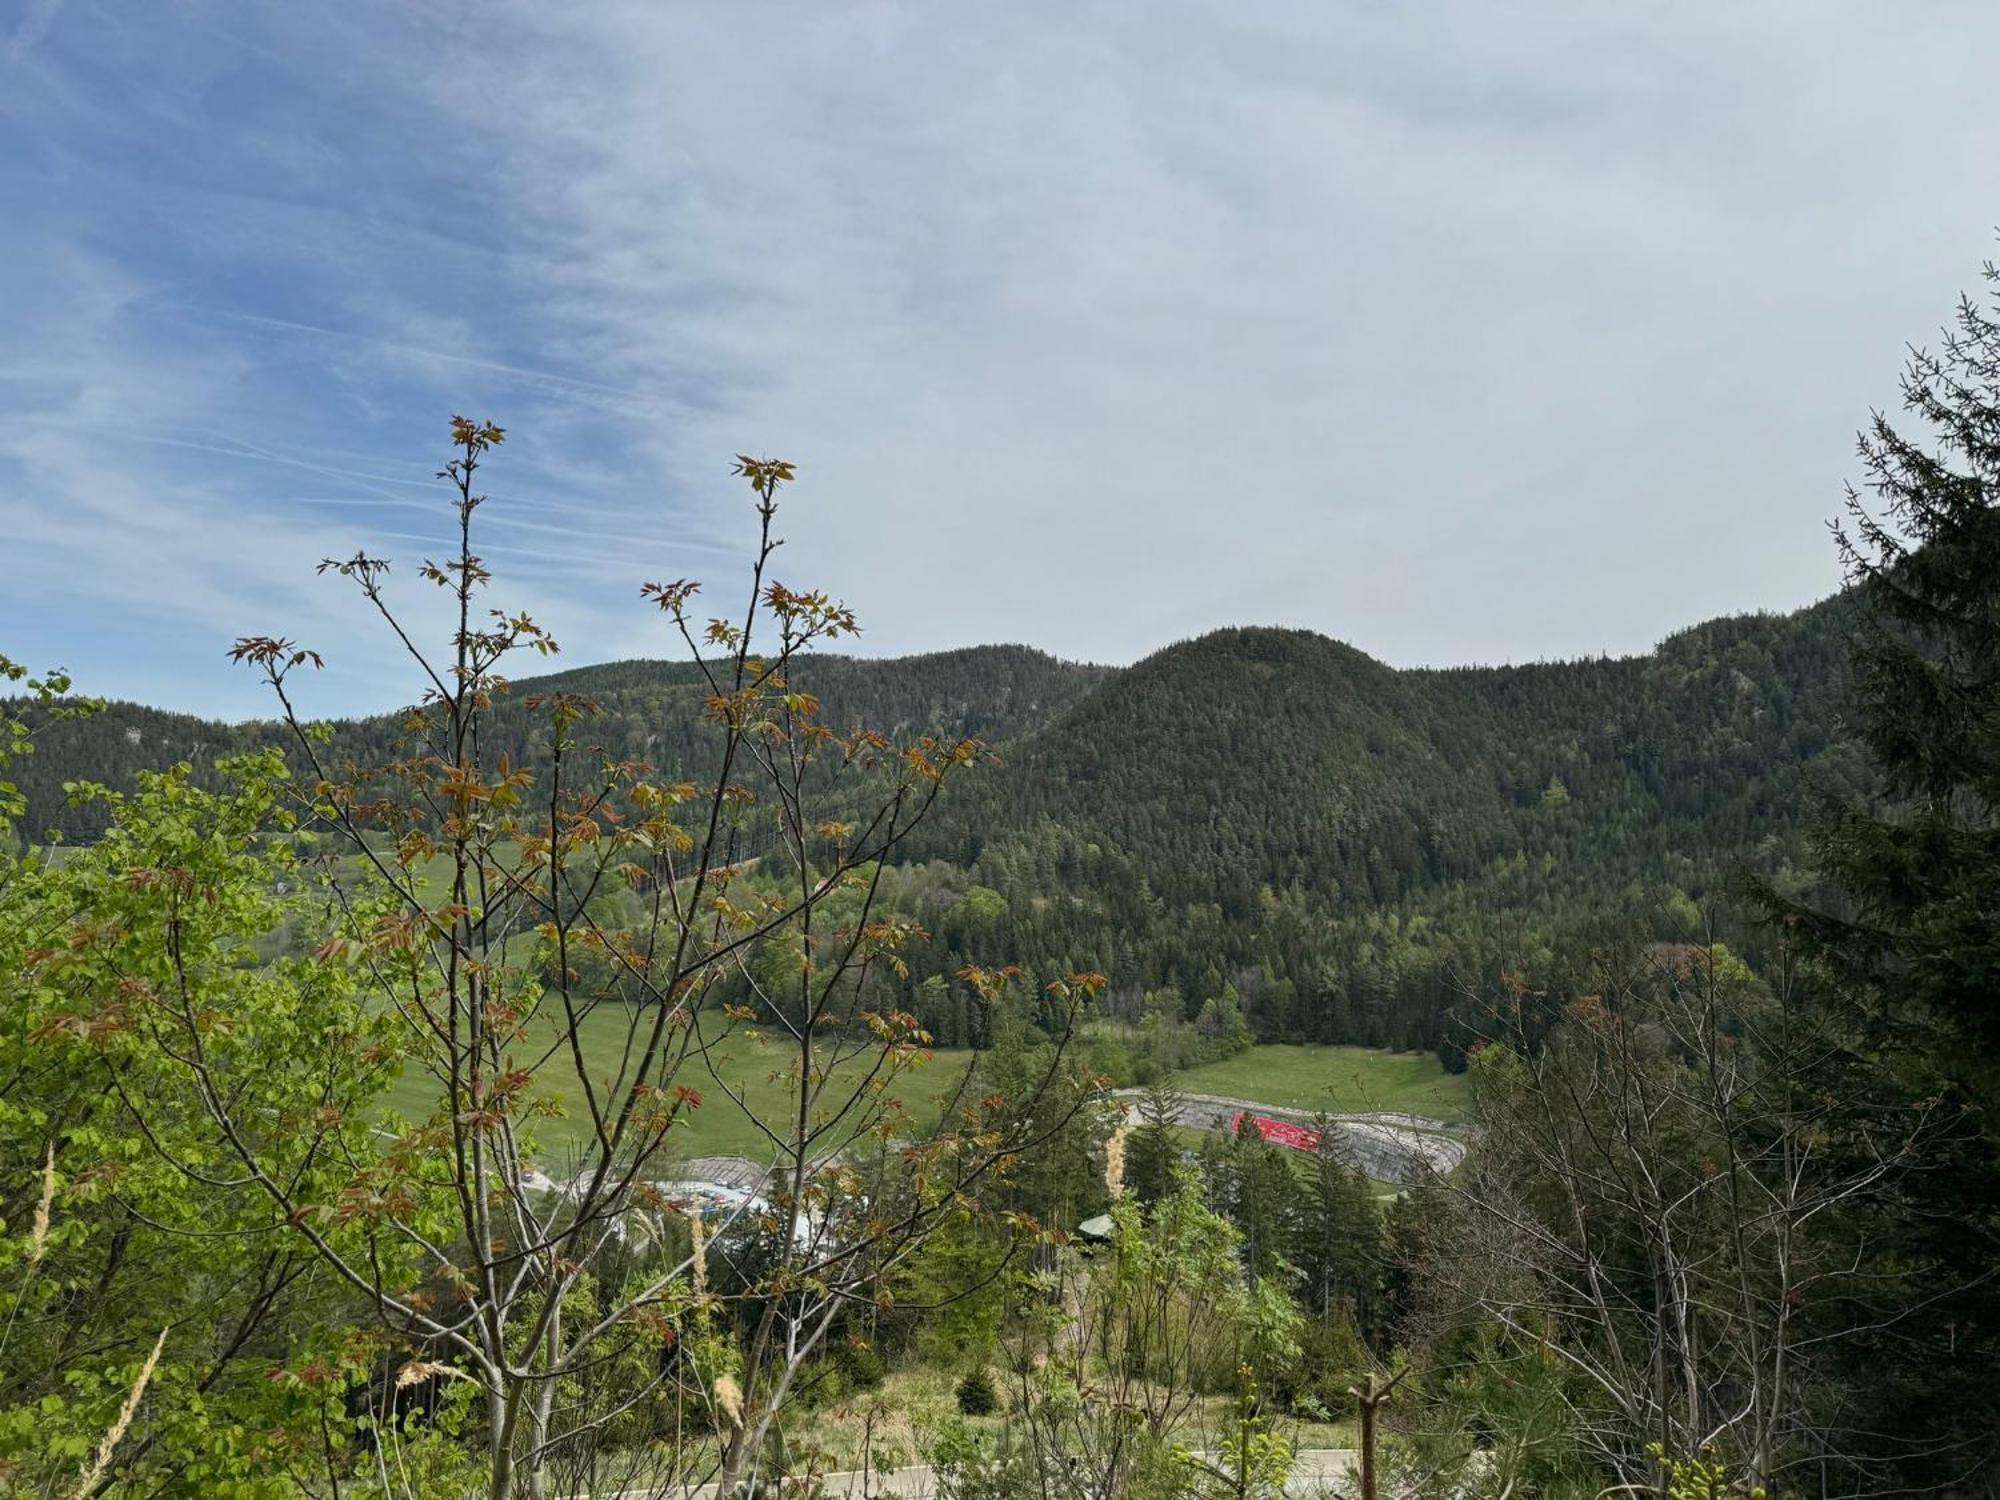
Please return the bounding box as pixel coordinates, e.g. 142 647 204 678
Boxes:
1295 1115 1386 1337
1123 1075 1185 1207
1775 259 2000 1485
1802 262 2000 1050
1206 1124 1297 1281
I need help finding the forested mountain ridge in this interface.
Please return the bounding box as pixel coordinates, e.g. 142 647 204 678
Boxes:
888 596 1864 1055
5 643 1110 843
9 597 1861 1057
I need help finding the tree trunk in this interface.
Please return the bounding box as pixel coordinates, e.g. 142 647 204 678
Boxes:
1355 1374 1380 1500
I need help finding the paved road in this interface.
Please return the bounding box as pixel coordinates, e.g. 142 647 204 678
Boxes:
610 1447 1359 1498
1109 1089 1468 1183
636 1095 1466 1216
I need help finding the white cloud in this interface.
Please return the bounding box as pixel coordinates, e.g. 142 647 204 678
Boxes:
389 0 2000 667
6 1 2000 714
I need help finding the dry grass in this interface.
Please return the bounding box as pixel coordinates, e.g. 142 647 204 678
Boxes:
766 1366 1359 1475
69 1325 168 1499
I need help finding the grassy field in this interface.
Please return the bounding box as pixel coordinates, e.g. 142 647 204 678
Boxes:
381 1034 1466 1162
1171 1044 1469 1122
761 1365 1360 1475
378 1006 976 1161
560 1362 1358 1480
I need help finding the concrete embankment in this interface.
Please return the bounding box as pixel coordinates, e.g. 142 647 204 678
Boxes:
1108 1088 1468 1183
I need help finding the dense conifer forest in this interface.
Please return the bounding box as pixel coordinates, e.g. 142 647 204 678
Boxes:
8 591 1863 1063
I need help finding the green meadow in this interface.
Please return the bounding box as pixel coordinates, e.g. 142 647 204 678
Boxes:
378 1005 977 1162
1171 1043 1470 1122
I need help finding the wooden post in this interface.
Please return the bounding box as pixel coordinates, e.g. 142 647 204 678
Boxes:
1358 1373 1380 1500
1348 1366 1407 1500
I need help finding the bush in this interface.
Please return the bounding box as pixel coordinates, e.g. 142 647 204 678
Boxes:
954 1366 1000 1417
926 1416 1034 1500
837 1338 885 1392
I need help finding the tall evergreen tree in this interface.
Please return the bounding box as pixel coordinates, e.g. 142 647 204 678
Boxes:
1799 265 2000 1051
1202 1125 1296 1282
1294 1114 1386 1338
1123 1076 1185 1207
1773 260 2000 1488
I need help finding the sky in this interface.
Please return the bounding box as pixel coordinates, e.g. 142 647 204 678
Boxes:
3 2 1997 719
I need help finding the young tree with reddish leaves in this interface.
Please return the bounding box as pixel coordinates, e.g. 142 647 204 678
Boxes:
118 418 1100 1498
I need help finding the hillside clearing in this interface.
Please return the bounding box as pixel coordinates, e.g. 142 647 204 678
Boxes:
1170 1044 1468 1122
379 1008 977 1161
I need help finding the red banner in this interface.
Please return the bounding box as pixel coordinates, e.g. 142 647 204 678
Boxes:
1230 1112 1321 1152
